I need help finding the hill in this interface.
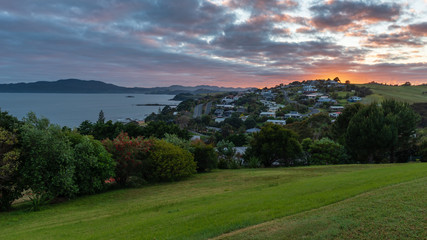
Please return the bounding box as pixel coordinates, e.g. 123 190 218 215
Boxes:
1 164 426 239
361 84 427 104
0 79 250 94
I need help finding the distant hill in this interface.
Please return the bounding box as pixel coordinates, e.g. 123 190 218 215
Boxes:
361 83 427 104
0 79 251 94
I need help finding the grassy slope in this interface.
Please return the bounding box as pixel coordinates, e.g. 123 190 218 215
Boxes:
1 164 427 240
361 84 427 104
216 177 427 240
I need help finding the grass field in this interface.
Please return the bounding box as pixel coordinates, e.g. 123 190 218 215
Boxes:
1 164 426 239
361 84 427 104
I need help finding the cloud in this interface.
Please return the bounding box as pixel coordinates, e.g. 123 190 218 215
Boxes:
310 1 402 31
0 0 425 87
407 22 427 36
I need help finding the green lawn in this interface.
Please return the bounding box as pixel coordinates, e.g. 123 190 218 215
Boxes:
361 84 427 104
1 164 426 240
216 176 427 240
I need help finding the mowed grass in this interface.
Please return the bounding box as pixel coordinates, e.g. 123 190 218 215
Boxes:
361 84 427 104
1 164 427 240
216 176 427 240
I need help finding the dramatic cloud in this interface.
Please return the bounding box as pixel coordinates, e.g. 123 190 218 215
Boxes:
0 0 426 87
310 0 402 31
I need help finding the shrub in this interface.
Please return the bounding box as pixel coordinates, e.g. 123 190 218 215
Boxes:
191 140 217 172
102 132 152 186
0 127 22 211
216 140 237 169
67 131 115 195
308 138 348 165
143 139 196 182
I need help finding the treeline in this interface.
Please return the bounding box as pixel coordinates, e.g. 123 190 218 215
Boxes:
244 99 425 167
0 111 216 211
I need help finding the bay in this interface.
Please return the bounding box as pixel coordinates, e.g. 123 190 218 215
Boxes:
0 93 180 127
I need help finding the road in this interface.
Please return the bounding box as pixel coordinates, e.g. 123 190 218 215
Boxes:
193 103 204 118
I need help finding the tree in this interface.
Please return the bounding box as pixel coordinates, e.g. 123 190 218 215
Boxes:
66 131 115 195
345 104 397 163
381 99 420 162
19 113 77 206
0 127 22 211
142 121 190 140
97 110 105 124
247 123 302 167
102 132 152 186
331 103 364 144
333 77 341 83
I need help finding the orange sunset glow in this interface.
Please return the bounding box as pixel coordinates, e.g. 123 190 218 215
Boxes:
0 0 426 87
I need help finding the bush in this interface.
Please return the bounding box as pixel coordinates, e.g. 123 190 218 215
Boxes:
191 140 217 172
0 127 22 211
67 132 115 195
308 138 348 165
102 132 152 186
216 140 237 169
143 139 196 182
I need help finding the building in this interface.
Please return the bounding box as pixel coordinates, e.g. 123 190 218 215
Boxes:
246 128 261 134
260 112 276 118
266 119 287 125
348 96 362 102
329 106 344 111
284 111 303 119
329 112 342 118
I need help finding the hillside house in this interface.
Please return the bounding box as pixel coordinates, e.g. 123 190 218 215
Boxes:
266 119 287 125
348 96 362 102
260 112 276 118
284 111 303 119
330 106 344 111
329 112 342 118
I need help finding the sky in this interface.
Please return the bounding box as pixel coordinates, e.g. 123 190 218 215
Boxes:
0 0 426 88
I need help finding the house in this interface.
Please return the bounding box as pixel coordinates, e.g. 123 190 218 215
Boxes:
302 85 318 92
221 97 234 104
246 128 261 134
348 96 362 102
329 112 342 118
284 111 303 119
317 96 334 103
260 112 276 118
223 110 235 118
215 118 225 123
266 119 287 125
214 109 224 116
329 106 344 111
216 104 235 109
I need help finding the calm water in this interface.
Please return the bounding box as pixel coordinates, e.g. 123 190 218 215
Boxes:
0 93 180 127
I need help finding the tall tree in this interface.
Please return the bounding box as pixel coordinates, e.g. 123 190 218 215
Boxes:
247 123 302 167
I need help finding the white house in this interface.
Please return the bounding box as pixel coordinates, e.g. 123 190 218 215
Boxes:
348 96 362 102
330 106 344 111
266 119 287 125
260 112 276 118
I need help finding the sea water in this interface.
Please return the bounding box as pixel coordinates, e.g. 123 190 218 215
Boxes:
0 93 180 127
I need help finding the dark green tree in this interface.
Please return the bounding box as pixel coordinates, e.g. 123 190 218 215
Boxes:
345 104 398 163
97 110 105 124
247 123 302 167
